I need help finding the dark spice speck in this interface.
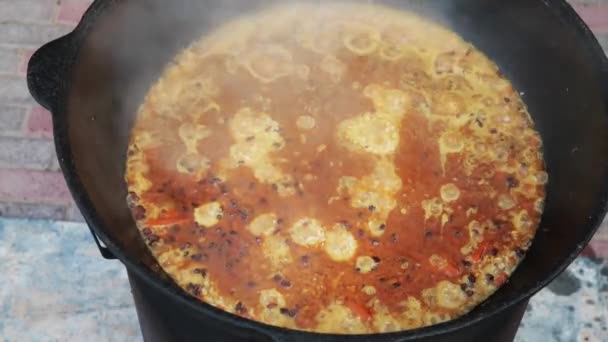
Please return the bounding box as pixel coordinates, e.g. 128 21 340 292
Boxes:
506 175 519 188
235 302 247 314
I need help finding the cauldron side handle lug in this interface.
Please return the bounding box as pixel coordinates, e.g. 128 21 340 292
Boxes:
27 34 74 112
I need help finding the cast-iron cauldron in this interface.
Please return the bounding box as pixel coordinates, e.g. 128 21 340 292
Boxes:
27 0 608 341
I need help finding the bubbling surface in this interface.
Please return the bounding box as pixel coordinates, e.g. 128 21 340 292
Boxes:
125 2 546 334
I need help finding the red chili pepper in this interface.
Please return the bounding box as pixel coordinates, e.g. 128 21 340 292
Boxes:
471 241 490 263
346 301 372 321
146 209 190 226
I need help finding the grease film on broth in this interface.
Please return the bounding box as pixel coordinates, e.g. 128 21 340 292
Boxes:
125 2 547 334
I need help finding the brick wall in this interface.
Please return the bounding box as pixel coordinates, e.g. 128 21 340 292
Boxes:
0 0 607 246
0 0 91 221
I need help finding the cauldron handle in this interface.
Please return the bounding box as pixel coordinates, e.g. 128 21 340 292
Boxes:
27 34 74 111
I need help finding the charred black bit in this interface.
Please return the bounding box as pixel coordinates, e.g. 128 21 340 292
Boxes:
193 268 208 277
468 274 477 284
392 282 401 288
280 308 298 317
238 208 249 221
133 205 146 220
506 175 519 188
460 283 468 292
492 219 508 230
379 277 387 283
504 97 511 103
191 253 208 261
486 274 495 283
273 274 283 282
462 260 472 268
186 283 202 297
465 290 475 297
475 118 484 128
127 191 140 203
280 279 292 288
230 199 238 207
368 205 376 212
425 231 433 238
216 214 223 220
489 248 499 256
378 224 386 231
145 233 160 245
235 302 247 314
372 256 381 263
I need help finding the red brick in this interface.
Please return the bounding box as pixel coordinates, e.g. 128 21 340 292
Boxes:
26 106 53 138
18 49 35 75
588 240 608 259
573 5 608 33
0 169 71 204
56 0 93 24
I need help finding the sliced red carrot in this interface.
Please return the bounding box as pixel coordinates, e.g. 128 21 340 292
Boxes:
346 301 372 321
494 273 508 286
471 241 490 263
146 209 191 226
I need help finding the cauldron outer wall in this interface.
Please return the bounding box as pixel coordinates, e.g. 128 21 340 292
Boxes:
27 0 608 341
